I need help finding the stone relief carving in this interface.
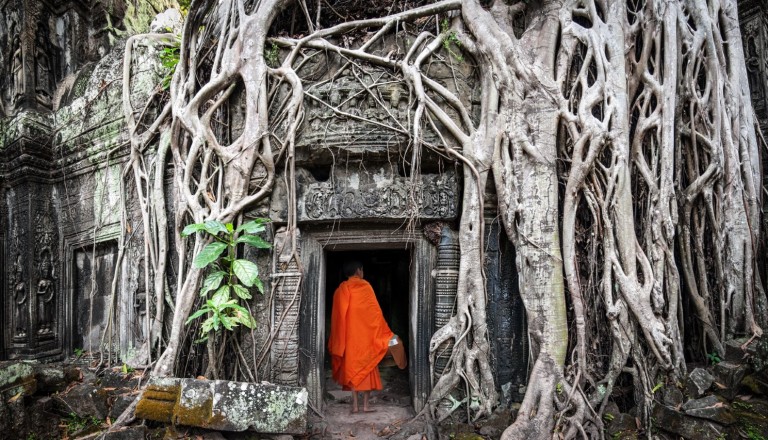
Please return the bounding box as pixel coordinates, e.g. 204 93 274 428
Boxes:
36 248 55 335
300 172 457 221
11 35 23 104
298 76 411 150
12 254 28 340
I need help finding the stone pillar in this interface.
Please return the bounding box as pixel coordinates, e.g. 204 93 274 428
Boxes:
271 230 302 386
433 227 459 378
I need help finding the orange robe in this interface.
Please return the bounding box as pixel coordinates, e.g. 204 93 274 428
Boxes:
328 276 393 391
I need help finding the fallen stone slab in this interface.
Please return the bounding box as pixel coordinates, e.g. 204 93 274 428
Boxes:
652 404 725 439
54 382 110 419
0 361 37 397
682 395 736 425
136 377 307 434
686 368 714 397
713 361 749 400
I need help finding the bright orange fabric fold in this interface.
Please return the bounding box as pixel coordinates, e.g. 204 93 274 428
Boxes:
328 276 393 390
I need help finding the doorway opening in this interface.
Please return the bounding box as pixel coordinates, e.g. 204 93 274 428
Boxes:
324 249 412 406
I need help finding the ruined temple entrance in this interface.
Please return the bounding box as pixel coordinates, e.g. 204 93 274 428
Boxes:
323 249 411 406
297 227 435 411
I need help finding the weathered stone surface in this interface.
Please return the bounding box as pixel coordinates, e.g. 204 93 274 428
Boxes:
662 387 684 408
652 404 725 439
682 395 736 425
0 362 37 397
272 167 458 222
606 413 637 438
100 368 140 390
741 372 768 396
724 338 757 362
103 426 148 440
150 8 183 33
137 378 307 434
109 393 136 420
713 361 749 400
54 383 109 419
686 368 715 397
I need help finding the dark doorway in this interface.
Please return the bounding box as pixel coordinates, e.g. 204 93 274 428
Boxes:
324 249 411 405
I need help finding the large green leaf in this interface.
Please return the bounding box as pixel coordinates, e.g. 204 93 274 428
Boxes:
220 314 234 331
230 304 256 329
181 223 207 237
232 259 259 287
236 219 269 234
201 271 226 296
235 235 271 249
211 285 230 305
185 307 209 324
193 242 227 268
204 220 229 236
232 284 252 300
254 278 264 294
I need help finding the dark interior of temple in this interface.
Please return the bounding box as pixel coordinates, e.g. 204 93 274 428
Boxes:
324 249 412 403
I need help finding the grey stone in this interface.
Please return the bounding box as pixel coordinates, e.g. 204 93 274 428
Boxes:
607 413 637 437
103 426 148 440
137 377 307 434
54 383 109 419
663 387 684 408
603 400 621 419
724 338 757 362
682 395 736 425
99 369 139 390
0 362 37 397
686 368 715 397
652 404 725 439
109 393 136 420
682 395 720 411
713 361 749 400
150 8 183 33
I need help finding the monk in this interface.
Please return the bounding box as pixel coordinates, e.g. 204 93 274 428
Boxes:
328 260 393 413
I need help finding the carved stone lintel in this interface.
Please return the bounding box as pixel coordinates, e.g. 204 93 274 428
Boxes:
298 171 457 222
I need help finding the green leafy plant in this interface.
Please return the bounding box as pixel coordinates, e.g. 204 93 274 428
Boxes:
121 363 134 374
651 381 664 393
73 347 84 357
182 218 271 341
63 412 101 435
707 351 721 365
265 42 280 67
440 19 464 62
158 40 181 90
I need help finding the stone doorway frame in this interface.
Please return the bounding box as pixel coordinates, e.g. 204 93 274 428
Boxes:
298 226 436 411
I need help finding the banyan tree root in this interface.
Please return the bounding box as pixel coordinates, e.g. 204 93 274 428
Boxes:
114 0 763 438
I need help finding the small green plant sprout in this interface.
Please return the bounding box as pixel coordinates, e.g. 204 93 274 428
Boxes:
158 38 181 90
74 347 84 357
182 218 271 341
265 41 280 67
707 351 721 365
440 18 464 62
121 363 134 374
651 381 664 393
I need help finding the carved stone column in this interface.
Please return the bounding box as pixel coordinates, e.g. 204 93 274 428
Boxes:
271 229 302 386
433 227 459 378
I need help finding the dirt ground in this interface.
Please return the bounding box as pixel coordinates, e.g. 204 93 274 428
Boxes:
308 363 421 440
